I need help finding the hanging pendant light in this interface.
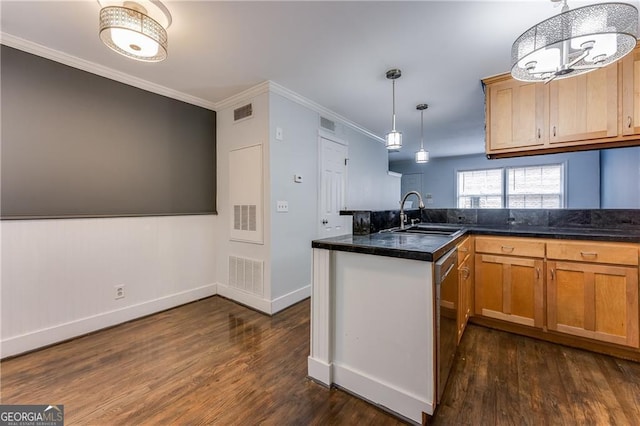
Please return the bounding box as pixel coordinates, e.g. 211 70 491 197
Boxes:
415 104 429 164
99 1 172 62
511 0 638 83
385 69 402 150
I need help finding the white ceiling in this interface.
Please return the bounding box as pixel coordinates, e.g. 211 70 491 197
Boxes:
2 0 637 161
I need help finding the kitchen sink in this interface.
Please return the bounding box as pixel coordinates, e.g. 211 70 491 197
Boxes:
387 224 465 237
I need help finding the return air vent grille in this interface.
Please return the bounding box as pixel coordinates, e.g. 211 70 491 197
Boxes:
233 205 257 231
234 103 253 121
229 256 264 296
320 116 336 132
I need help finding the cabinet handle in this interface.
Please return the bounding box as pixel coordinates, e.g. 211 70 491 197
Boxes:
553 126 556 137
629 116 633 129
536 267 540 280
580 251 598 258
501 245 515 253
459 247 468 253
537 128 541 139
550 269 555 280
460 266 470 279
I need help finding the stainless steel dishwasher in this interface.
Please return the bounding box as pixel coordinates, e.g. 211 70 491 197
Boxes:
435 247 458 403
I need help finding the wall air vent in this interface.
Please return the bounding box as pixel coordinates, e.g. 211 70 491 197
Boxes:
229 255 264 296
320 116 336 132
233 205 257 231
234 103 253 122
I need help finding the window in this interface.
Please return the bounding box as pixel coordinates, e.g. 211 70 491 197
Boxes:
507 164 564 208
457 168 503 208
457 164 565 209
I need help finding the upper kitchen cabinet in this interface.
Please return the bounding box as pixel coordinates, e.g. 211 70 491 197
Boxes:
483 43 640 159
622 45 640 136
484 75 547 152
548 65 618 145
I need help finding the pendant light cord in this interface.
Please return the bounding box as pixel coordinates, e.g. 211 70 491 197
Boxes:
420 109 425 150
391 80 396 131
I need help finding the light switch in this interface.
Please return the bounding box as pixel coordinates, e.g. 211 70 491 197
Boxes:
275 127 284 141
294 174 303 183
276 200 289 212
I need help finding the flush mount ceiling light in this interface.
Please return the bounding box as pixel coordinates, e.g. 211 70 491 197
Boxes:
385 68 402 150
415 104 430 164
511 0 638 83
98 0 172 62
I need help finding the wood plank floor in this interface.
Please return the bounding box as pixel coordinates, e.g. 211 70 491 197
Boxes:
2 296 640 425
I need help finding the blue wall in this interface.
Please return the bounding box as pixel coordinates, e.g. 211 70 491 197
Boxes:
600 146 640 208
390 150 601 208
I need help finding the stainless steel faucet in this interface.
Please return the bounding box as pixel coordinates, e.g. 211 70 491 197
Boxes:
399 191 425 230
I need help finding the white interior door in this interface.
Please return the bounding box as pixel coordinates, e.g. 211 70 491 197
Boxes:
318 136 348 238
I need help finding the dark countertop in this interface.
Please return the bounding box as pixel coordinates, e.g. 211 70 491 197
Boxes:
312 224 640 262
312 232 461 262
467 224 640 242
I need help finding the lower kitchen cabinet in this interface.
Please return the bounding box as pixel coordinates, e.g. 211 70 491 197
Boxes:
547 260 640 348
475 253 544 328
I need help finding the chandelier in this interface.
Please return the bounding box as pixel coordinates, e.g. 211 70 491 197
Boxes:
511 1 638 83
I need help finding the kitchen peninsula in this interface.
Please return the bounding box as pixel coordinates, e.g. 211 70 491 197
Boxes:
308 208 640 424
308 229 464 423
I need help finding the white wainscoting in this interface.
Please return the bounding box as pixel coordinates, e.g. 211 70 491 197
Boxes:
1 215 217 358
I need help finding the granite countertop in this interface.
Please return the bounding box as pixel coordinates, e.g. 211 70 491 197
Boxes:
311 232 461 262
312 223 640 262
466 224 640 242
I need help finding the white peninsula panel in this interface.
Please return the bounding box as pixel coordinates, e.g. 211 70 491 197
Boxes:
309 248 436 423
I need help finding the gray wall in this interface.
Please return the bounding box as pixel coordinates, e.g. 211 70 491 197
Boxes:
600 147 640 208
1 45 216 218
269 93 319 300
390 151 601 209
268 93 400 299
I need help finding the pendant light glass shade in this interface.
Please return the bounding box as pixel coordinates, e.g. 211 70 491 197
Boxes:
385 69 402 150
415 148 429 163
386 131 402 150
99 2 170 62
511 2 638 82
415 104 429 164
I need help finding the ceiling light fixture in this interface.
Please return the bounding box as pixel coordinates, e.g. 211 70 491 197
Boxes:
385 68 402 150
511 0 638 83
415 104 429 164
98 0 172 62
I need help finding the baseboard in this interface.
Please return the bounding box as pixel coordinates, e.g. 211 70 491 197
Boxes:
271 285 311 314
307 356 332 386
1 283 217 358
332 363 434 424
216 283 271 314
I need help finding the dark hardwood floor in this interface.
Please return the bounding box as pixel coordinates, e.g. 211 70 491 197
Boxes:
1 296 639 425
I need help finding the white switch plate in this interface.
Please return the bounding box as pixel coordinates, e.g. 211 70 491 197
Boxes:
294 174 303 183
275 127 284 141
276 200 289 212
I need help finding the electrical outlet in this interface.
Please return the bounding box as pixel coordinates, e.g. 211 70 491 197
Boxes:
114 285 125 300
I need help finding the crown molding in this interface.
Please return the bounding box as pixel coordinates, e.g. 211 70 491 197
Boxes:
212 81 271 111
267 81 385 144
0 32 217 111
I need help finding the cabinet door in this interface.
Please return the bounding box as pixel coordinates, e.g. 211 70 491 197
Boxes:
487 78 546 152
457 256 474 343
475 254 544 328
547 261 639 348
622 45 640 136
549 65 618 144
